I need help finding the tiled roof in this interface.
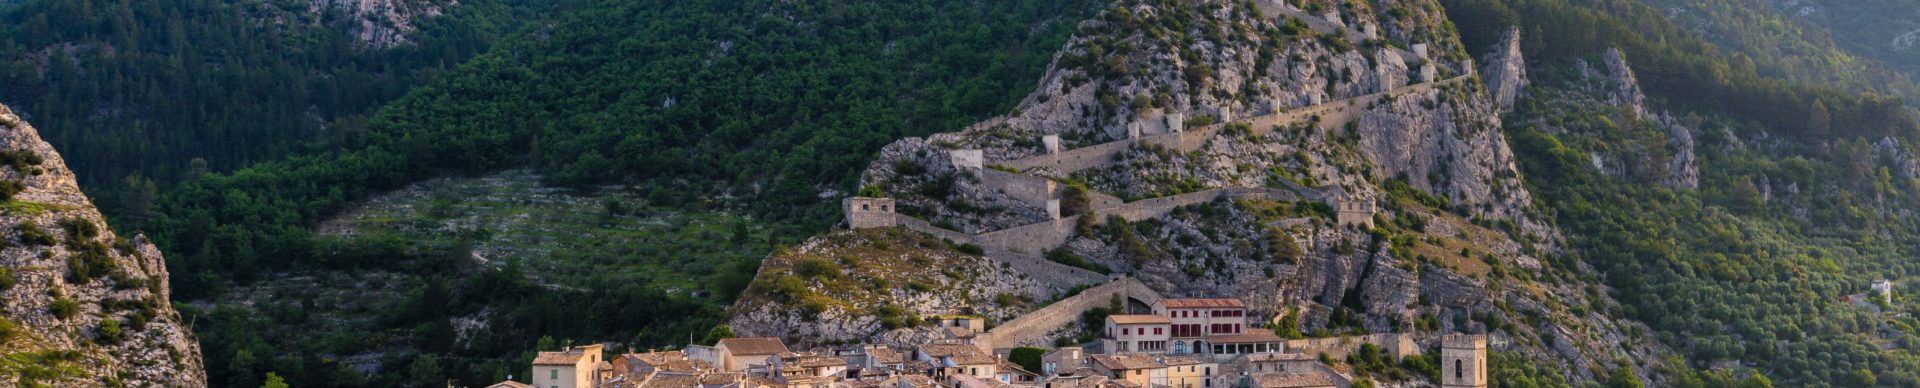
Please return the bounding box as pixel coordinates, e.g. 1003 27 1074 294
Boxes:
868 347 904 364
533 351 587 365
1208 328 1286 344
1106 315 1171 325
718 337 790 356
1089 354 1165 371
636 374 701 388
485 381 533 388
1159 355 1210 366
626 351 711 373
917 343 981 358
1245 353 1315 362
791 355 848 368
1157 298 1246 308
698 372 743 385
1251 372 1336 387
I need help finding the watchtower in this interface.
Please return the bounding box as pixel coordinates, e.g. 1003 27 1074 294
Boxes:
1043 135 1062 154
1334 198 1376 228
843 197 897 229
1441 334 1488 388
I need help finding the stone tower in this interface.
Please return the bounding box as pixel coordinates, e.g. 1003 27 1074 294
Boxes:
843 197 897 229
1442 334 1488 388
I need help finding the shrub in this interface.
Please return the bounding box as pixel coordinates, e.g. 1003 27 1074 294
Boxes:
791 257 840 280
956 243 985 255
16 223 54 246
0 317 15 342
96 319 123 344
49 298 80 319
0 267 13 291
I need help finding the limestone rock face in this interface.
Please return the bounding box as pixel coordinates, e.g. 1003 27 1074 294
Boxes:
725 229 1051 346
0 104 206 386
1479 26 1529 112
306 0 455 49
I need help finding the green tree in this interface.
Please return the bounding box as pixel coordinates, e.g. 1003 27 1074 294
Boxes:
409 355 444 388
261 372 289 388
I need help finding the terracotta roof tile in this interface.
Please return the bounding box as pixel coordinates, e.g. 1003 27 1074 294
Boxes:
718 337 790 356
1106 315 1171 325
1089 354 1165 371
1208 328 1286 344
1251 372 1336 387
1158 298 1246 308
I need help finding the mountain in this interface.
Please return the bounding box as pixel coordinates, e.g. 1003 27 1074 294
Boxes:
0 103 203 386
0 0 549 220
9 0 1913 386
127 0 1107 386
1756 0 1920 82
732 0 1669 384
1635 0 1920 107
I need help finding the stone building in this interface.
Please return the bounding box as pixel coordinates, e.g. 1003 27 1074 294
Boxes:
715 337 792 372
1441 334 1488 388
1333 198 1376 229
1103 315 1173 353
1152 298 1250 355
531 344 608 388
843 197 897 229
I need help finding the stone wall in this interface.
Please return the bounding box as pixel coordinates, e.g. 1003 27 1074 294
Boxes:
980 168 1060 210
973 216 1081 255
1285 333 1421 360
984 277 1165 349
895 215 972 243
985 248 1107 292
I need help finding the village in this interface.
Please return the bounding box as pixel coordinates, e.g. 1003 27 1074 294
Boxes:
479 4 1503 386
483 295 1486 388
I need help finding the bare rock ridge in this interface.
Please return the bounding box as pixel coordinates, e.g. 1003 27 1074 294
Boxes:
0 104 206 386
306 0 455 49
1479 26 1528 112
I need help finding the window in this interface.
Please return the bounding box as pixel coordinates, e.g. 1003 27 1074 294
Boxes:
1123 328 1130 335
550 369 558 379
1455 359 1463 379
1154 328 1163 335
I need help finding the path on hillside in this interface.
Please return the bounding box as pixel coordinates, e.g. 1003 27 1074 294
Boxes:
895 74 1473 295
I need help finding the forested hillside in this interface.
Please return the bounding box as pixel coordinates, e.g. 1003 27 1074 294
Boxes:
1636 0 1920 109
1448 0 1920 385
0 0 551 220
140 0 1103 386
1752 0 1920 84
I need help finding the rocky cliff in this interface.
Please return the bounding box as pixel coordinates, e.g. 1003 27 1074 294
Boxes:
0 104 205 386
733 0 1675 384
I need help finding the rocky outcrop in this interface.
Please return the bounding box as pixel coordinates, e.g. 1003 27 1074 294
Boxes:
0 104 205 386
1566 48 1701 189
306 0 455 49
726 229 1053 346
1479 26 1529 112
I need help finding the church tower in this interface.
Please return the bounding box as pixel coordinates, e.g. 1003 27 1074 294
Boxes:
1442 334 1488 388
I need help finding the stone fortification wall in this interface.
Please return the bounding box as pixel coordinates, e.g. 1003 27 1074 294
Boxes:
985 277 1164 349
973 216 1081 255
1000 138 1135 174
1103 190 1225 221
1285 333 1420 360
895 215 973 243
984 247 1107 291
980 168 1060 209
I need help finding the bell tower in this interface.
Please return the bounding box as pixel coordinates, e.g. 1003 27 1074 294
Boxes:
1441 334 1488 388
